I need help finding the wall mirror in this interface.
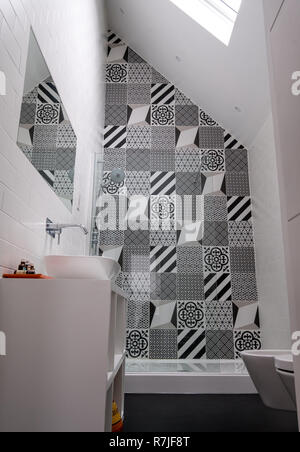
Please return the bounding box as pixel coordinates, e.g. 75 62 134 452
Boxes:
17 30 77 211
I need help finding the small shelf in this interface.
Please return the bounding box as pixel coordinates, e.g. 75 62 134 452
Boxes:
107 352 126 389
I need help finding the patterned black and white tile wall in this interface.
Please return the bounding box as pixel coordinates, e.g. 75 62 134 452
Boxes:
18 77 77 210
93 30 261 360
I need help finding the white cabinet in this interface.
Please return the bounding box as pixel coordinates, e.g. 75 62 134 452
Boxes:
0 280 127 432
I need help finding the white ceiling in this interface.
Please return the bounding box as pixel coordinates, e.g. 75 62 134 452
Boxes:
106 0 271 146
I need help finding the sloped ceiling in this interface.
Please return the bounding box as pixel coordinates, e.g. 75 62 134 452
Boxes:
106 0 270 146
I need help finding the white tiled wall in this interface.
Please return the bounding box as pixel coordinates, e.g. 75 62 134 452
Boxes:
0 0 107 274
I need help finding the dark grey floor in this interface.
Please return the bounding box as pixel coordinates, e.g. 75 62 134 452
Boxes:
124 394 298 432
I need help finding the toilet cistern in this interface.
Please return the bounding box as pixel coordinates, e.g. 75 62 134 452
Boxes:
46 221 88 245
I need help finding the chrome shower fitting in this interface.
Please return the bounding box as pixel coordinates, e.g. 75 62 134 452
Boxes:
46 220 88 245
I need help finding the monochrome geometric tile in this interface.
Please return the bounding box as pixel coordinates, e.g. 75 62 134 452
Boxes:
104 126 127 148
199 110 219 126
126 149 150 171
224 131 245 149
104 148 126 171
127 302 150 329
126 329 149 359
177 247 203 274
177 195 204 227
201 173 226 196
232 301 260 330
151 273 177 300
23 88 38 104
177 301 205 329
125 229 150 246
150 230 177 247
35 103 60 125
231 273 258 301
106 84 128 104
204 196 228 221
107 44 128 64
127 105 151 126
225 149 248 172
151 126 175 150
106 64 128 83
123 246 150 272
201 149 225 172
108 30 123 45
175 89 194 105
32 150 56 170
33 125 57 150
203 247 230 274
152 68 168 84
150 195 176 222
149 329 177 359
102 171 126 195
128 84 151 104
151 105 175 126
175 148 201 172
226 173 250 196
127 126 151 148
228 222 254 246
99 230 124 247
176 173 202 196
176 127 199 149
20 103 36 125
56 149 76 171
151 150 175 171
128 64 152 83
37 81 60 104
126 171 150 195
230 247 256 273
203 222 229 246
234 330 261 358
56 124 77 148
198 127 224 149
177 275 204 301
205 301 233 330
123 273 150 301
175 105 199 126
128 48 146 64
206 330 234 359
150 300 177 329
150 246 177 273
53 170 73 196
151 172 176 195
178 329 206 359
151 84 175 105
105 104 128 125
227 197 252 222
204 273 232 302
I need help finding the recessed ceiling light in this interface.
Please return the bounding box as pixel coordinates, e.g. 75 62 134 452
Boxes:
176 56 182 62
235 106 242 113
120 8 125 15
169 0 242 46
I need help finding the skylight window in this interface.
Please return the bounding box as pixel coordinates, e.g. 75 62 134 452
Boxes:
170 0 242 46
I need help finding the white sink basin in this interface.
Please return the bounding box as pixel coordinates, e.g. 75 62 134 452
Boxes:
44 256 121 281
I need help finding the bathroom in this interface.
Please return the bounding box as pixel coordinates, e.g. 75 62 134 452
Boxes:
0 0 299 434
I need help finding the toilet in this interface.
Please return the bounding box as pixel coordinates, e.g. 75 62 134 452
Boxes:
275 354 297 408
241 350 296 412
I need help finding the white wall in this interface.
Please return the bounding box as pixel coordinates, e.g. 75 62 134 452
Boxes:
249 113 291 349
0 0 107 275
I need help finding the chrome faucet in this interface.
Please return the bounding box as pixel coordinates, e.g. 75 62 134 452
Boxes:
46 221 88 245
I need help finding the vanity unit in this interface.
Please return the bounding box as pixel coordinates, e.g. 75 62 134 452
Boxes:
0 279 127 432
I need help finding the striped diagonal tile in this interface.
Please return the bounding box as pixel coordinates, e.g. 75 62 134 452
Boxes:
215 273 232 301
151 84 175 105
107 30 122 45
38 82 60 104
204 273 232 301
178 330 206 359
224 130 245 149
150 246 177 273
150 172 176 195
104 126 127 148
227 197 252 222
